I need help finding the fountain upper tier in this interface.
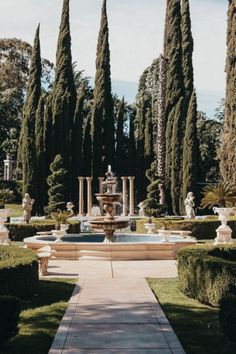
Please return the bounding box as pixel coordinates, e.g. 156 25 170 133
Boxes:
90 165 129 242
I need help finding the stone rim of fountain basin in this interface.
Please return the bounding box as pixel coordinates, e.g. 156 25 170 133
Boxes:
89 165 129 243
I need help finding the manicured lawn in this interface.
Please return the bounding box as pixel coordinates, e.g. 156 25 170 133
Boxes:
148 278 236 354
0 278 77 354
5 204 22 217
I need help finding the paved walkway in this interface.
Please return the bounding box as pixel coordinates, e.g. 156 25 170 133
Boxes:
49 260 184 354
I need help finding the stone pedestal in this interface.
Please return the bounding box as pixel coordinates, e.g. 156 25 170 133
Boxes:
86 177 93 217
4 155 14 180
78 177 85 217
213 207 235 245
128 176 135 216
121 177 128 216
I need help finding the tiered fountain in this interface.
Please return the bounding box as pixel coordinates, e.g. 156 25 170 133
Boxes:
90 166 129 243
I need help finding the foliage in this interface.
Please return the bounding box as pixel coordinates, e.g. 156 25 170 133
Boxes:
220 1 236 185
44 155 67 215
0 296 21 344
51 210 73 225
0 278 76 354
91 0 115 178
197 111 222 182
0 246 38 299
19 26 41 202
178 245 236 307
143 163 166 217
201 182 236 208
0 188 14 205
45 0 76 201
6 220 80 241
219 295 236 344
148 278 236 354
136 217 236 240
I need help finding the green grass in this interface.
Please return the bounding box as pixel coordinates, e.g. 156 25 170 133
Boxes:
0 278 77 354
147 278 236 354
5 204 22 217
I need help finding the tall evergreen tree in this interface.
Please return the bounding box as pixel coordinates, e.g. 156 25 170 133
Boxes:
91 0 114 181
182 90 198 204
127 109 136 177
71 87 85 205
20 25 41 200
116 97 126 176
164 0 184 214
144 107 154 171
48 0 76 198
35 94 47 214
220 0 236 185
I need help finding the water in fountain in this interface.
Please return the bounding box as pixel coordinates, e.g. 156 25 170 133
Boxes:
90 166 129 243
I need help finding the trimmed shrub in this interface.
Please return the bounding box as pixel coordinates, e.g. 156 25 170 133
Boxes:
219 295 236 344
136 217 236 240
178 245 236 307
0 295 21 344
0 180 22 202
6 220 80 241
0 246 38 299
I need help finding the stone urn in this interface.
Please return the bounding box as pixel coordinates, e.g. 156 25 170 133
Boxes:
158 229 171 243
144 222 155 234
213 207 236 244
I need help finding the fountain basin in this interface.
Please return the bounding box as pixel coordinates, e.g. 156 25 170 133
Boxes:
90 217 129 242
24 233 196 260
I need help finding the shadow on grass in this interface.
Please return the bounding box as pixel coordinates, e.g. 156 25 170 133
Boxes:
0 278 77 354
148 278 236 354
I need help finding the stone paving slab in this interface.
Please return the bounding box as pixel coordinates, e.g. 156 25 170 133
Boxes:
49 277 185 353
45 259 177 279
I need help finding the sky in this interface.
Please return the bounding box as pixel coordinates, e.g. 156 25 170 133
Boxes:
0 0 227 117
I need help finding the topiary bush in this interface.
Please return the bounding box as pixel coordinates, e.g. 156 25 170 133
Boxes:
219 295 236 344
5 220 80 241
0 246 38 299
178 245 236 307
0 295 21 344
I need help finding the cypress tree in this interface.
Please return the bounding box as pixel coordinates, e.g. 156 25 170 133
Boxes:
91 0 114 180
164 0 184 213
83 113 92 177
20 25 42 200
127 109 136 177
71 87 85 205
50 0 76 198
144 107 154 171
116 97 126 176
220 0 236 184
44 154 67 215
182 90 198 201
35 94 47 214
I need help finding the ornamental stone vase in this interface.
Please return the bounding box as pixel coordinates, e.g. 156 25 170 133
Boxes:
213 207 236 245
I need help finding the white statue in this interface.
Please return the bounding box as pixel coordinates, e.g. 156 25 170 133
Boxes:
184 192 195 219
22 193 34 223
138 202 145 217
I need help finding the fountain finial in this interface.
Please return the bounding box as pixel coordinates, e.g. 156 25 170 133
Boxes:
104 165 117 194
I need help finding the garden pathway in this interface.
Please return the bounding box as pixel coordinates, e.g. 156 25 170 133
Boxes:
49 260 185 354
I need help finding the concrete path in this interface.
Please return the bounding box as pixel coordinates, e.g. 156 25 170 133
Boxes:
46 259 178 279
49 260 184 353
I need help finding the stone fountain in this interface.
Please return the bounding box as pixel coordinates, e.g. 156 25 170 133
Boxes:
90 166 129 243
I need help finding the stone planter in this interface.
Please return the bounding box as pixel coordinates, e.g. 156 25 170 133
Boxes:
158 229 171 243
213 207 236 244
144 223 155 234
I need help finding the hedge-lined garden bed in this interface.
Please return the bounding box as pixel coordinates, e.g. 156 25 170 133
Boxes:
5 220 81 241
0 246 38 299
178 245 236 307
136 217 236 240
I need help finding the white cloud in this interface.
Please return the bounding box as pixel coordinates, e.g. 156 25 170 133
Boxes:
0 0 227 107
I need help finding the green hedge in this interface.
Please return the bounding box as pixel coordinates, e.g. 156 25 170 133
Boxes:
178 245 236 307
219 295 236 344
136 217 236 240
0 295 21 344
0 246 38 299
6 220 81 241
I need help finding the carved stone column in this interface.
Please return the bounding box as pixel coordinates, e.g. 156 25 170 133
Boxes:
78 177 85 217
121 177 128 216
98 177 104 213
86 177 93 216
128 176 135 216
